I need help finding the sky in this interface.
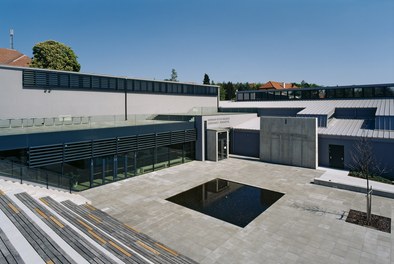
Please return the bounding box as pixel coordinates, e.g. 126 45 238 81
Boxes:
1 0 393 86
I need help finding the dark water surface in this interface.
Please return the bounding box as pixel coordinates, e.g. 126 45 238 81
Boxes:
166 178 284 228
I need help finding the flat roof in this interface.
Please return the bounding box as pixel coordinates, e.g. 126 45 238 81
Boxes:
220 98 394 117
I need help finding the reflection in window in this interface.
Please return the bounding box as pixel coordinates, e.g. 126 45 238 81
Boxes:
319 90 326 99
294 90 301 100
311 90 319 99
354 88 363 98
386 87 394 96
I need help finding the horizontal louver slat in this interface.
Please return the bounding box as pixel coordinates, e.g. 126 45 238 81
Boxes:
117 136 137 153
22 70 217 96
156 132 171 147
27 129 196 167
137 134 155 149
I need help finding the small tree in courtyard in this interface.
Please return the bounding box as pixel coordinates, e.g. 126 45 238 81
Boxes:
349 136 386 225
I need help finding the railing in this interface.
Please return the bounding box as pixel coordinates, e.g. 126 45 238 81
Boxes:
0 159 72 193
0 114 195 133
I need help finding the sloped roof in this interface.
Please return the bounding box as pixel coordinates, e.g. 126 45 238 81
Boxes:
0 48 31 67
259 81 298 90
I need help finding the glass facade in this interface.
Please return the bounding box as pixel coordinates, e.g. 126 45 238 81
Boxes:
236 84 394 102
0 142 196 192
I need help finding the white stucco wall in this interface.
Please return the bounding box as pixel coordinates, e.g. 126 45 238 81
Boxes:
0 68 218 119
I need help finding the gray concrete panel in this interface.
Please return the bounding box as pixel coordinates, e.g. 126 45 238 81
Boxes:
260 117 318 169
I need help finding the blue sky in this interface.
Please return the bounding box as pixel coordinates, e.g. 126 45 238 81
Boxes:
1 0 393 86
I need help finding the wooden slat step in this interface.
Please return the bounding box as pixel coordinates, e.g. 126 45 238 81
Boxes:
15 192 119 264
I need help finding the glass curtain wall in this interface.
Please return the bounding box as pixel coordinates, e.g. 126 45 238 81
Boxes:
0 142 195 192
169 143 184 166
136 148 154 174
156 146 169 170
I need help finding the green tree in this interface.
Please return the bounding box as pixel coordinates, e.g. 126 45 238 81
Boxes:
30 40 80 72
292 80 319 88
170 68 178 82
203 73 210 84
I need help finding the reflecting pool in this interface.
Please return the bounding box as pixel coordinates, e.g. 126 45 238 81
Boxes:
166 178 284 228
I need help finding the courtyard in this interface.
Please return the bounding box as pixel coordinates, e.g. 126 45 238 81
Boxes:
81 157 394 263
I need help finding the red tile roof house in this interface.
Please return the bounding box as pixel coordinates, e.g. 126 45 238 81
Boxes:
0 48 31 67
259 81 298 90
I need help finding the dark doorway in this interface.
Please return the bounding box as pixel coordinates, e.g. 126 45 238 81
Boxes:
329 144 344 169
218 132 228 161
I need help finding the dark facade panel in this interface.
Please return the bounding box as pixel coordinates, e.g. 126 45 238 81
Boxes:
230 129 259 158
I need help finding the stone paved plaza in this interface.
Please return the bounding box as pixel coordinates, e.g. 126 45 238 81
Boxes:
82 158 394 263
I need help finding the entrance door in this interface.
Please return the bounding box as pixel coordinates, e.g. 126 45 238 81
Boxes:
218 132 228 161
329 144 344 169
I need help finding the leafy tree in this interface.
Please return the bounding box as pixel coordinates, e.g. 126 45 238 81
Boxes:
292 80 319 88
30 40 80 72
203 73 210 84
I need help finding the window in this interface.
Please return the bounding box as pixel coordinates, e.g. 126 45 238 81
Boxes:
154 82 160 92
311 90 319 99
374 87 385 97
134 80 141 91
169 144 183 166
386 86 394 97
301 90 310 100
326 89 335 98
336 88 344 98
363 87 373 97
100 78 108 89
136 149 154 174
344 88 353 98
156 146 169 170
141 81 147 92
319 89 326 99
354 88 362 98
294 90 301 100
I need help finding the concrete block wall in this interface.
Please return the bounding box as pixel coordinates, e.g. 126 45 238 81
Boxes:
260 117 318 169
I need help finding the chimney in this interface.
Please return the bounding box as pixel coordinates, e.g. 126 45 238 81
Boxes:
10 29 14 50
283 82 285 89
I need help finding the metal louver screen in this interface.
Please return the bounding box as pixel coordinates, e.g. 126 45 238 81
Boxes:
64 141 92 162
93 139 117 157
28 144 63 167
117 136 137 153
156 132 171 147
137 134 155 149
28 129 196 167
171 131 185 144
22 69 218 96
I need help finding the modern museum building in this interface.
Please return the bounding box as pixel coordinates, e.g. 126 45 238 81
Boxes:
0 65 393 191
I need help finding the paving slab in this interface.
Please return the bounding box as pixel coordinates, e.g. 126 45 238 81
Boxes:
81 158 394 263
